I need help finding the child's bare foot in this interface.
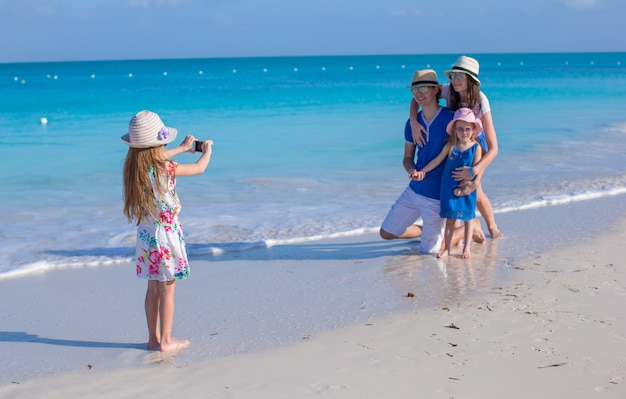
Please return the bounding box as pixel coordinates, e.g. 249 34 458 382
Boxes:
147 337 160 351
461 248 471 259
437 250 448 259
489 226 504 239
147 342 160 351
473 220 486 243
160 338 190 353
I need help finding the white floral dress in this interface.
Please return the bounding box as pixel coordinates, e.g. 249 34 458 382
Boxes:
135 161 190 281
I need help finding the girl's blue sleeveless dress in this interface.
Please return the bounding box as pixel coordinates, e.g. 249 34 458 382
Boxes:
440 143 478 221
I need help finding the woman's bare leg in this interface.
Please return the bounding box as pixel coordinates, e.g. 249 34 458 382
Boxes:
476 185 503 238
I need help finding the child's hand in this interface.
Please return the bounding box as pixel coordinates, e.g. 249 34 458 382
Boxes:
408 169 425 181
181 135 196 152
200 140 214 154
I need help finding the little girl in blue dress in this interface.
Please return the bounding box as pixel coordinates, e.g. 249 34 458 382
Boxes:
414 108 483 259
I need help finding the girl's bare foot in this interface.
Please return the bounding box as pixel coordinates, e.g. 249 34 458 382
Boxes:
160 338 190 353
437 250 448 259
147 343 160 351
147 339 160 351
462 249 471 259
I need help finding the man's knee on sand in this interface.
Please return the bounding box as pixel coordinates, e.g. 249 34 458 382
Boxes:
379 228 397 240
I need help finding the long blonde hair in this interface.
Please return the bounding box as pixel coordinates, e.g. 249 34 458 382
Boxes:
123 146 167 225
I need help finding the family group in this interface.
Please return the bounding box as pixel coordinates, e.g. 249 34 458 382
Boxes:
118 55 501 352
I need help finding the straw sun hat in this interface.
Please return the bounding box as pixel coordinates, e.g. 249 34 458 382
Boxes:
406 69 440 88
446 108 483 135
121 110 178 148
444 56 481 86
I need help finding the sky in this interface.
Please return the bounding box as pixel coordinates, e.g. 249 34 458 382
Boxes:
0 0 624 63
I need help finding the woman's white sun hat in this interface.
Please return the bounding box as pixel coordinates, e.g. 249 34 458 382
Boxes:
121 110 178 148
444 55 481 86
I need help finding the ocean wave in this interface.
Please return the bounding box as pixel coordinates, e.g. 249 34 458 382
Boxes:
0 256 133 280
0 228 380 281
2 180 626 281
606 121 626 133
495 179 626 214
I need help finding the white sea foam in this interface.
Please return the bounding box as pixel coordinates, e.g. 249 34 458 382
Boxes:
496 186 626 214
0 257 132 280
4 182 626 281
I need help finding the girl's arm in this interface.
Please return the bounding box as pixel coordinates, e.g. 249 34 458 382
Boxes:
418 143 451 175
163 135 196 159
473 144 483 168
471 111 497 182
175 140 214 176
409 99 427 147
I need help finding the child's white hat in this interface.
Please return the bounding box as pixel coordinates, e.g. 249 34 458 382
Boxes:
121 110 178 148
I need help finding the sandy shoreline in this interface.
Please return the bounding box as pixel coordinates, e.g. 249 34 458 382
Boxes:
1 200 625 398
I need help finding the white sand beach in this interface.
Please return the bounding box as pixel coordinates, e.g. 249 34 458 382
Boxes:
1 203 625 398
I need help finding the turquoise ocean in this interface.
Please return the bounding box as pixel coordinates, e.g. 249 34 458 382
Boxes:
2 52 626 279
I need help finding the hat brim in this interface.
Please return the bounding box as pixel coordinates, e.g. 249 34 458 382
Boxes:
121 127 178 148
444 68 481 86
406 82 440 88
446 119 483 135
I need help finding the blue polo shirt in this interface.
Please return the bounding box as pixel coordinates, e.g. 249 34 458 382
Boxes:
405 107 454 200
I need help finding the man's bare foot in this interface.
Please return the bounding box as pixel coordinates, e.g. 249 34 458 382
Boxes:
489 226 504 239
473 220 486 243
160 338 190 353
